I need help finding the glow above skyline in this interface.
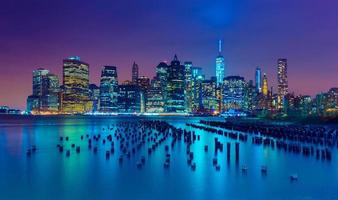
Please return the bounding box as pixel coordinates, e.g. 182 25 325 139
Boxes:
0 0 338 109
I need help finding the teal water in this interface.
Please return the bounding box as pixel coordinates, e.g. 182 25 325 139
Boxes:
0 115 337 200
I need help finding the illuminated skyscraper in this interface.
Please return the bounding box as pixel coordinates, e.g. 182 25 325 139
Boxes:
137 76 150 112
245 80 256 112
201 78 218 114
99 66 118 112
146 78 164 113
255 67 262 93
262 73 268 96
137 76 150 91
184 61 193 112
89 84 100 112
216 40 225 86
132 62 139 85
156 62 169 109
118 83 141 113
191 67 203 112
32 68 49 96
62 56 91 113
165 55 186 113
222 76 247 111
27 68 60 113
277 58 288 109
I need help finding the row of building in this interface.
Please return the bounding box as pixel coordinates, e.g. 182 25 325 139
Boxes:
25 43 337 117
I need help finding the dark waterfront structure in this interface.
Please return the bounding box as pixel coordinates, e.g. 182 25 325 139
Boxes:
165 55 186 113
99 66 118 113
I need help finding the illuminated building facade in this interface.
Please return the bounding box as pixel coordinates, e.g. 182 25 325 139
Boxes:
137 76 150 112
62 56 91 113
146 78 165 112
33 68 49 96
200 78 218 114
222 76 247 111
118 83 141 113
89 84 100 112
156 62 169 106
245 80 256 112
262 73 268 96
132 62 139 85
191 67 203 112
40 74 60 112
215 40 225 86
184 61 193 112
137 76 150 91
27 68 60 114
277 58 288 109
319 88 338 117
165 55 186 113
99 66 118 112
255 67 262 93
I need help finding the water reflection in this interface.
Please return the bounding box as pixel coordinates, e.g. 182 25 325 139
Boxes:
0 115 337 199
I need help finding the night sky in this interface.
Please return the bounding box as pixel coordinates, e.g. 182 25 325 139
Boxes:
1 0 337 109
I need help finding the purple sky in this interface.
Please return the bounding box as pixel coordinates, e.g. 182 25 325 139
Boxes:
0 0 337 110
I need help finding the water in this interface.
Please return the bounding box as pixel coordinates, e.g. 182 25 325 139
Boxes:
0 115 337 200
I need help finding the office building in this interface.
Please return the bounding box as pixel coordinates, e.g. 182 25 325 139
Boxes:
277 58 288 109
99 66 118 112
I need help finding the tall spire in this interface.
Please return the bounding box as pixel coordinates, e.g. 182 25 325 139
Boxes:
174 54 178 61
218 39 222 55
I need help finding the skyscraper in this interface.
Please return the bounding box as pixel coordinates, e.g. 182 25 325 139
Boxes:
277 58 288 109
89 84 100 112
216 40 225 86
184 61 193 112
262 73 268 96
156 62 169 110
118 83 141 113
137 76 150 91
137 76 150 112
32 68 50 96
191 67 203 112
62 56 91 114
99 66 118 112
27 68 60 113
201 78 218 114
165 55 186 113
222 76 247 111
132 62 139 85
146 78 165 113
255 67 262 93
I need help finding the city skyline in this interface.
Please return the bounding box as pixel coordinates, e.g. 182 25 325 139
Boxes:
16 54 336 119
1 51 337 110
1 0 338 109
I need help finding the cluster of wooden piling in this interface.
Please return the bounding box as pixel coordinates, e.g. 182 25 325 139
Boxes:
25 118 336 181
192 120 336 161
